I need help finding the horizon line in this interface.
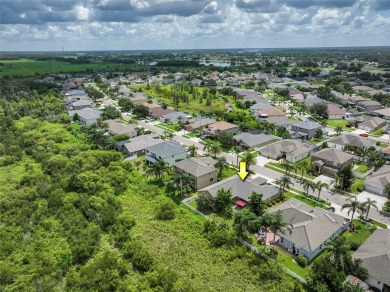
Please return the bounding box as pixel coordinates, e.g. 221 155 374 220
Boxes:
1 45 390 53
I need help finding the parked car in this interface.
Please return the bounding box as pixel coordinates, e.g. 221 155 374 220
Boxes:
359 133 368 137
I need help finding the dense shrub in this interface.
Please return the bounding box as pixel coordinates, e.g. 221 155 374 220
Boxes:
155 200 176 220
357 185 365 192
296 254 308 267
349 241 360 251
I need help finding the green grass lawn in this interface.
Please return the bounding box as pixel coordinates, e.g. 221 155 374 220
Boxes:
307 138 326 144
140 85 227 114
220 167 238 180
354 164 369 174
370 127 385 137
155 122 178 131
350 178 365 194
341 220 372 246
378 142 389 148
0 59 137 78
325 119 354 131
183 131 199 138
251 235 311 279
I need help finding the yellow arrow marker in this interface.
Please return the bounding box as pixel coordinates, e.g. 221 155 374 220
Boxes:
237 161 249 181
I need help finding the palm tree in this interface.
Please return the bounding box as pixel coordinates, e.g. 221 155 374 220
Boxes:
280 161 294 175
233 208 261 235
137 127 145 136
362 198 377 220
145 160 171 182
202 140 213 155
315 128 323 139
315 182 329 200
265 123 276 135
215 157 229 180
164 130 174 140
298 159 310 179
276 175 293 195
326 236 350 270
341 197 360 221
343 143 354 154
172 173 193 198
241 152 257 171
302 179 315 197
270 210 292 251
232 146 242 166
335 125 343 136
209 144 222 158
187 144 198 157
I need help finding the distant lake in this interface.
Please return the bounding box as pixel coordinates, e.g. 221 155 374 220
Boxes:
199 61 231 67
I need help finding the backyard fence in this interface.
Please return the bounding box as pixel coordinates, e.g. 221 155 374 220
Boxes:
353 166 375 179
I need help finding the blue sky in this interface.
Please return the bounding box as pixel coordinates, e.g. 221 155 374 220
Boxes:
0 0 389 51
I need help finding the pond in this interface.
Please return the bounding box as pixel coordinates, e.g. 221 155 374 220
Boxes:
199 61 231 67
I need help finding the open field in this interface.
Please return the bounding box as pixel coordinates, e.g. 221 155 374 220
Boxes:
0 59 137 78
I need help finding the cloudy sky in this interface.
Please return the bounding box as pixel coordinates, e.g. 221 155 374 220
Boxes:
1 0 389 51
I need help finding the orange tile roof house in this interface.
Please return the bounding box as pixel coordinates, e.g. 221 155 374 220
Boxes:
203 121 239 135
258 108 286 118
142 102 162 114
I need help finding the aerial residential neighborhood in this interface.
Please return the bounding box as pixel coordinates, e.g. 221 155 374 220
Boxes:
43 56 390 291
2 0 390 290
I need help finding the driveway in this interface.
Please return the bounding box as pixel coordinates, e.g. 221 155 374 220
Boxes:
352 129 367 135
312 175 335 186
356 191 388 209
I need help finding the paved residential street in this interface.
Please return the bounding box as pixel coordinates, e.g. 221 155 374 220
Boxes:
138 120 390 228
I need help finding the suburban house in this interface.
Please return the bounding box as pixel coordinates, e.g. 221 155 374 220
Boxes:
357 100 383 112
173 157 217 190
130 93 149 105
373 108 390 120
142 102 161 114
107 120 138 138
327 134 376 151
258 108 286 118
184 117 217 132
258 116 298 130
291 121 323 140
352 229 390 291
233 133 280 151
311 148 354 177
364 165 390 196
198 176 280 207
71 100 93 110
160 111 192 124
382 146 390 161
327 104 347 119
203 121 239 136
249 103 273 115
259 140 311 163
71 108 102 126
357 116 387 132
271 198 348 262
297 97 324 107
122 134 162 157
149 108 176 119
145 140 188 166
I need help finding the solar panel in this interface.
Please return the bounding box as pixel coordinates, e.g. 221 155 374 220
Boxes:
325 213 336 223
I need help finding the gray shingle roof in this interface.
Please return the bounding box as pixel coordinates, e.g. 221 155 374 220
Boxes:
233 133 280 148
174 157 216 177
293 121 322 130
146 141 187 157
198 176 278 201
352 229 390 286
271 198 347 252
328 134 376 148
76 108 102 120
311 148 354 165
365 165 390 189
260 140 311 158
